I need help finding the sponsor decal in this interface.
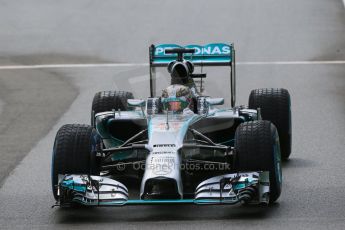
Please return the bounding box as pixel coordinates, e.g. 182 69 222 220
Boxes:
186 45 230 56
153 144 176 147
150 157 175 175
152 151 174 154
155 43 231 56
154 122 182 131
154 44 180 56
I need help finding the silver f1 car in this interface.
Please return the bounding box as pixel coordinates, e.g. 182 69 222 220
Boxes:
51 43 291 207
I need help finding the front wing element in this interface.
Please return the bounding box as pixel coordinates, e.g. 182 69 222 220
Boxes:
57 175 128 206
56 172 269 207
195 172 270 205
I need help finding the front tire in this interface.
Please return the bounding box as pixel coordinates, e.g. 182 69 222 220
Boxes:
51 124 99 201
234 120 282 203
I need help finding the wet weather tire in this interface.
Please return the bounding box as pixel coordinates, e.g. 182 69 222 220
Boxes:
91 91 134 125
249 88 291 160
51 124 99 201
92 91 134 114
234 120 282 203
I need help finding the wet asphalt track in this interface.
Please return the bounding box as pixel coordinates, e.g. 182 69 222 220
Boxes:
0 0 345 229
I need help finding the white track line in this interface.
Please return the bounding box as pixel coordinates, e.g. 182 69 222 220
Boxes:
238 60 345 65
0 63 148 70
0 60 344 70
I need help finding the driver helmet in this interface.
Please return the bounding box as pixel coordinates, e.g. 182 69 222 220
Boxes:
161 84 193 112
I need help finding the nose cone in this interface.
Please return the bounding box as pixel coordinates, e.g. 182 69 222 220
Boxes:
142 177 181 200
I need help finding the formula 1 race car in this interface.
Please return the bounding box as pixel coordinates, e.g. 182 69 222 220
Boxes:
51 43 291 207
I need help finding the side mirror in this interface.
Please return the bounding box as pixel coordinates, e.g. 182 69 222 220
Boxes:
206 98 224 106
127 99 146 107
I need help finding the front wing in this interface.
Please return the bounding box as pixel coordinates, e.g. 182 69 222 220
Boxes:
55 172 270 207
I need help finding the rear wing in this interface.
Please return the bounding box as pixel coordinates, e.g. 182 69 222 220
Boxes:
150 43 232 67
149 43 236 107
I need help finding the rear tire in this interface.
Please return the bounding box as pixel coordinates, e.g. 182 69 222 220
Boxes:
234 120 282 203
91 91 134 125
92 91 134 114
249 88 291 160
51 124 99 201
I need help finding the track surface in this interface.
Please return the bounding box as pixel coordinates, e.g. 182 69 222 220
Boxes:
0 0 344 229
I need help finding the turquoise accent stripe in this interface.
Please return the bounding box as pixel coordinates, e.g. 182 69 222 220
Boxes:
126 199 195 204
71 199 239 206
61 181 86 193
179 114 201 139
